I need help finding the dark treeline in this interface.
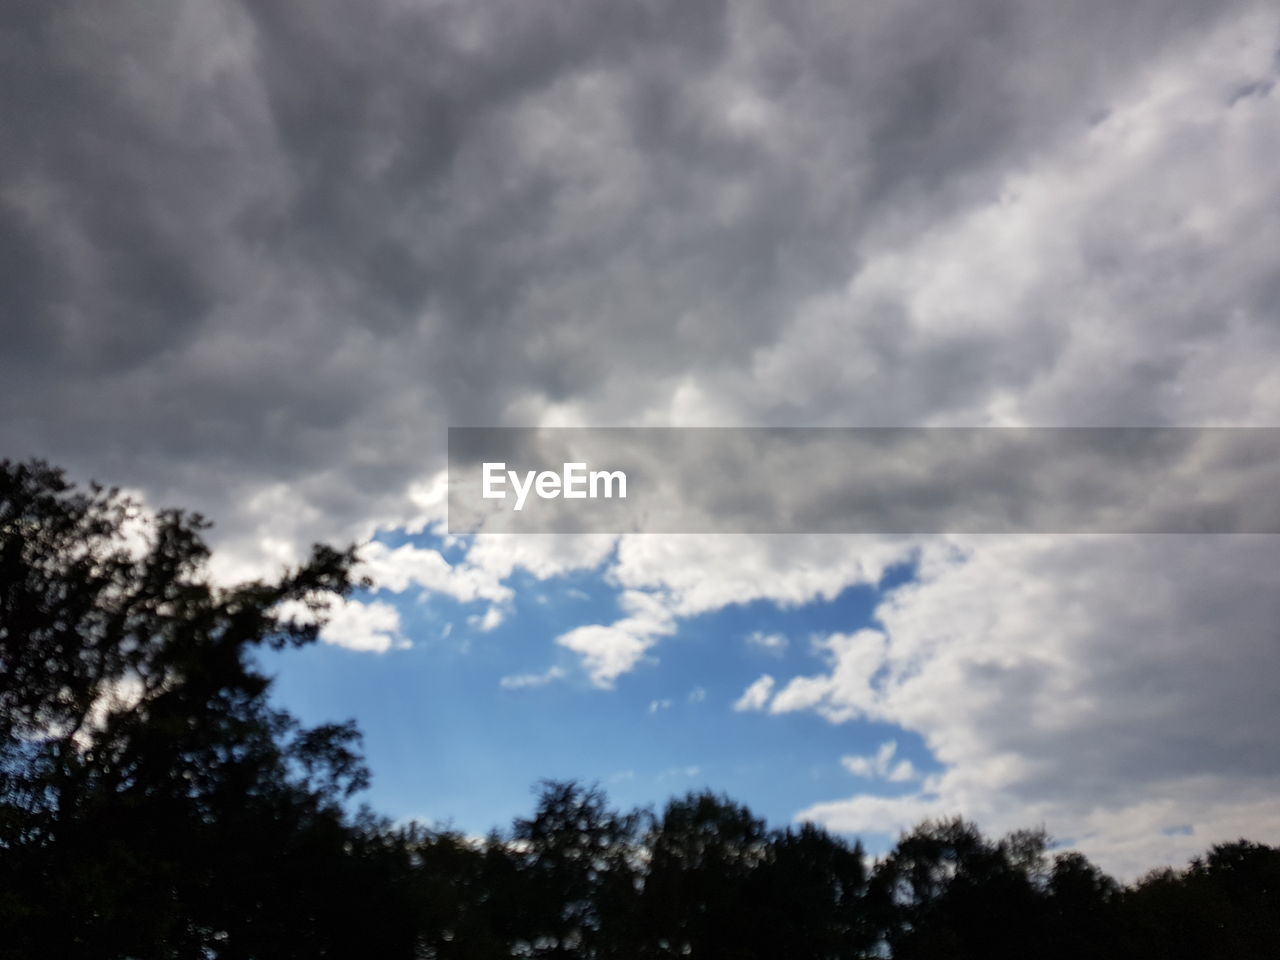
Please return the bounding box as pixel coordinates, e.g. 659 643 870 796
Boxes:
2 459 1278 959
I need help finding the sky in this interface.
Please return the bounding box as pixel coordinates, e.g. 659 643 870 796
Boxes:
3 0 1280 879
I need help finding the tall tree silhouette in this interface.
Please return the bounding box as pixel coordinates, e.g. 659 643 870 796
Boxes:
868 818 1050 960
640 791 770 959
0 460 412 958
749 822 873 959
1043 850 1121 959
509 780 645 958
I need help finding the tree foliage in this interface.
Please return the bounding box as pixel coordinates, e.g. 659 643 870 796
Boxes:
0 460 410 957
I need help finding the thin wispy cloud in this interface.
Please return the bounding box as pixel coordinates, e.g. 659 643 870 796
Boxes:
745 631 789 654
499 666 566 690
841 742 919 784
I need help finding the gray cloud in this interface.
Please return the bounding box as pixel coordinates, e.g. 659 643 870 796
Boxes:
3 0 1265 554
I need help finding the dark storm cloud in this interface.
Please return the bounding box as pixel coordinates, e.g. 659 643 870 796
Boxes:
0 0 1264 553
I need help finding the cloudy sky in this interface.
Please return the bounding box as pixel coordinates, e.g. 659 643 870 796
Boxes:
4 0 1280 877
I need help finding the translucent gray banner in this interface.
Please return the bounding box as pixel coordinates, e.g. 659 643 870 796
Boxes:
447 427 1280 534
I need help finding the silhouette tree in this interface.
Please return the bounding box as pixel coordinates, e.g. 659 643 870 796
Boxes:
509 780 645 958
406 825 518 959
1119 839 1280 960
748 822 873 959
0 459 412 958
640 791 770 959
869 818 1050 960
1043 850 1121 959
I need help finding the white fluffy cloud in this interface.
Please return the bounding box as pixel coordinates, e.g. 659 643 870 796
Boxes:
316 597 406 654
357 541 513 606
841 741 919 783
544 535 913 684
758 535 1280 877
555 589 677 688
733 674 777 712
611 535 914 617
